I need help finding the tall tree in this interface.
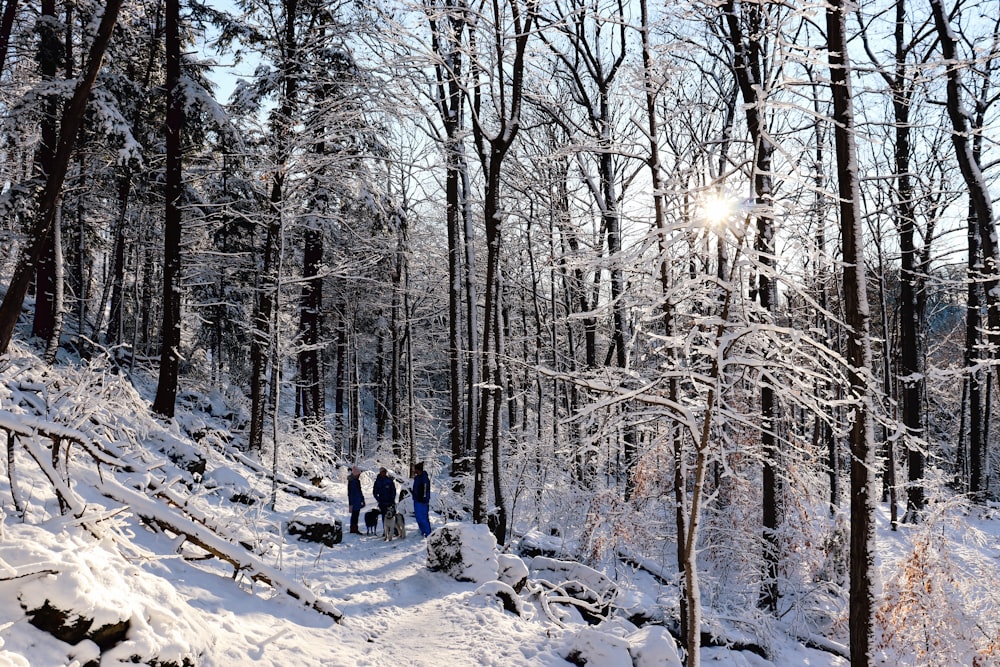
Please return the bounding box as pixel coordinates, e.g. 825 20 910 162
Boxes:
827 0 877 663
469 0 536 542
721 0 780 613
244 0 302 451
929 3 1000 506
0 0 125 354
423 0 473 480
153 0 185 417
29 0 62 345
636 0 689 647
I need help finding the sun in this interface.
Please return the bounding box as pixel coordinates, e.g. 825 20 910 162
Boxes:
700 192 736 227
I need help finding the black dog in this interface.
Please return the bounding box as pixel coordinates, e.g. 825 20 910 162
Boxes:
364 509 381 536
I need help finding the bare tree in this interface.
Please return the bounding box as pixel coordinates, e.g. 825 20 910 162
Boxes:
721 0 782 613
536 0 638 493
423 0 474 481
929 3 1000 506
827 0 877 662
469 0 536 541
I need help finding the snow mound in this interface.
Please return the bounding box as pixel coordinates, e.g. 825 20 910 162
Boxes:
627 625 683 667
2 525 205 666
561 627 632 667
471 580 525 616
498 552 529 592
204 466 263 505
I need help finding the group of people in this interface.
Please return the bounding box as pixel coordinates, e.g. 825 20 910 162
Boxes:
346 462 432 538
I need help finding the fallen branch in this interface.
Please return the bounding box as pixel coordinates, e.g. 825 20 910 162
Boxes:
775 621 850 660
98 476 342 622
0 410 131 471
208 441 336 503
0 568 60 582
148 479 263 554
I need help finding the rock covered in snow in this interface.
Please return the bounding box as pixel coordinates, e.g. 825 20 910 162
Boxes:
154 432 207 479
426 522 498 583
287 513 343 547
18 559 132 647
517 529 571 559
472 580 524 616
561 627 632 667
497 552 529 593
627 625 683 667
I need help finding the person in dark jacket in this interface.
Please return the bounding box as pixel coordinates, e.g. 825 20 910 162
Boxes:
412 461 431 537
372 467 397 516
347 466 365 535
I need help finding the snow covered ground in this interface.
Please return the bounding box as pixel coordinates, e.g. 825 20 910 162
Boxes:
0 343 995 666
0 497 848 667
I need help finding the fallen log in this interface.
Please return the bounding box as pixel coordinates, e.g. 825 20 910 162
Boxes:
99 476 343 622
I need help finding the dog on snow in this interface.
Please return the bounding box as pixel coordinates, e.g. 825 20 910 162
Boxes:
383 505 406 541
364 508 381 536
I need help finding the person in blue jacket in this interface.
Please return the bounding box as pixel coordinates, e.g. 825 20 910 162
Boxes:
347 466 365 535
412 461 431 537
373 467 397 517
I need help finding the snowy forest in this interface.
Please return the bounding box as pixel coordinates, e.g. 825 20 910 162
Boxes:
2 0 1000 664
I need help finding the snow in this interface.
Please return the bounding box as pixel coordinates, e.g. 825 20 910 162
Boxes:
0 343 993 667
628 625 683 667
426 521 499 583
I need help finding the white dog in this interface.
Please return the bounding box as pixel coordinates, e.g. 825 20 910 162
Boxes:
383 505 406 541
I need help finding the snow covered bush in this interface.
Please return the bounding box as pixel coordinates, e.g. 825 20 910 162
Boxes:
579 489 652 563
426 522 498 583
875 501 1000 666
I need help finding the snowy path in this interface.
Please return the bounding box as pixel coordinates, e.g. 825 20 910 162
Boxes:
304 531 560 667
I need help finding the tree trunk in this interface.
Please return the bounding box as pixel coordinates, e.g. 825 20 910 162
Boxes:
0 0 125 354
967 200 985 497
335 312 347 454
637 0 688 648
425 0 470 481
297 224 324 423
722 0 779 614
29 0 61 344
889 0 927 521
0 0 19 77
474 149 504 528
99 176 130 347
469 0 533 541
929 1 1000 469
827 3 877 664
42 205 64 363
153 0 184 418
463 156 479 472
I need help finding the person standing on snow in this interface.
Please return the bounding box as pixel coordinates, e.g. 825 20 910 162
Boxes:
347 466 365 535
373 467 397 517
412 462 431 537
